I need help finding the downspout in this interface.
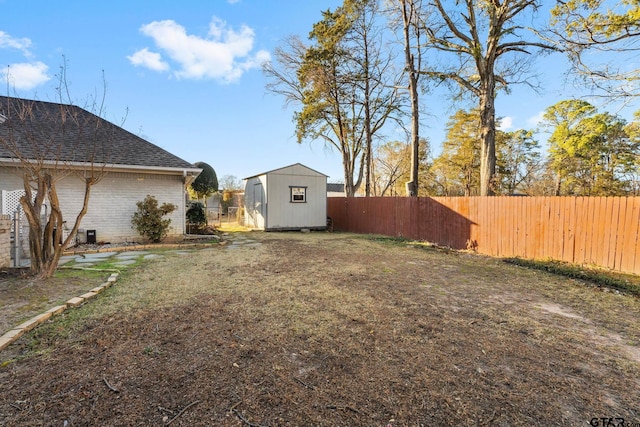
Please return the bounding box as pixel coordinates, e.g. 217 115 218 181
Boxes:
182 170 187 236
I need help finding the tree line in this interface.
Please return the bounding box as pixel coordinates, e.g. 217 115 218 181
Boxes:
263 0 639 197
376 100 640 196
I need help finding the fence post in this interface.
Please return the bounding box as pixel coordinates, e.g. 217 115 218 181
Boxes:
12 208 21 268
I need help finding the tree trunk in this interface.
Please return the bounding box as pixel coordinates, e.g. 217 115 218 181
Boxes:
401 0 421 197
364 95 373 197
343 147 355 197
407 82 420 198
19 172 96 279
478 85 496 196
20 175 49 274
363 27 373 197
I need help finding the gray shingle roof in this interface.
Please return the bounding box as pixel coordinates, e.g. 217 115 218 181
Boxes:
0 96 196 170
327 183 345 193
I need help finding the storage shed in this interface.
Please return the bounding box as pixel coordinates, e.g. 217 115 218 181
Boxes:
244 163 327 231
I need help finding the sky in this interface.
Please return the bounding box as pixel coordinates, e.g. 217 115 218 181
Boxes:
1 0 637 185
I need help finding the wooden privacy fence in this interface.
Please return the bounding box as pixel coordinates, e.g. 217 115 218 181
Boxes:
327 197 640 275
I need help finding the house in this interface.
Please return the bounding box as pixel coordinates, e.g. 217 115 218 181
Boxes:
0 96 201 244
327 183 346 197
243 163 327 231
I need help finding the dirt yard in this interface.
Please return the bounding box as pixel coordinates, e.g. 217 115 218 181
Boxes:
1 232 639 426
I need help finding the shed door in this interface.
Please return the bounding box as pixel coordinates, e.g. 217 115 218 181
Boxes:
253 183 265 229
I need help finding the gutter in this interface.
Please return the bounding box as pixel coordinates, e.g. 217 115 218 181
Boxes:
0 157 202 177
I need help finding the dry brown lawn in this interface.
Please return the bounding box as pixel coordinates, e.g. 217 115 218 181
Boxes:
1 231 639 426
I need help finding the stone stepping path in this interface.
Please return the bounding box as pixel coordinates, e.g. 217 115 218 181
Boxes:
0 273 119 351
1 235 262 352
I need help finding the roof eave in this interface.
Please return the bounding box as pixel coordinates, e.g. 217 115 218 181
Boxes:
0 157 202 176
243 162 328 180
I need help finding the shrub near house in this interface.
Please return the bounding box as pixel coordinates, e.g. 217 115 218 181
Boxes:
131 195 177 243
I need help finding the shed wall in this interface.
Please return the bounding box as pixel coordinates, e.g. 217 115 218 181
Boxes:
244 175 267 229
265 167 326 230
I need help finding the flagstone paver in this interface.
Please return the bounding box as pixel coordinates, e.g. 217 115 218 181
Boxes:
1 237 256 352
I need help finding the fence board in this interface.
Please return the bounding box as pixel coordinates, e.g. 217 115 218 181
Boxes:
328 196 640 275
593 198 607 267
515 197 526 258
573 198 587 265
491 197 500 256
605 197 622 269
633 198 640 275
550 197 563 261
507 198 516 256
620 199 637 273
545 197 555 260
623 198 640 274
542 197 552 260
587 198 599 265
563 198 575 264
531 197 545 258
612 198 626 271
499 197 507 256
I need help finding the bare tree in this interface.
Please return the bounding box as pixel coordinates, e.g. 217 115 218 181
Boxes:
0 68 111 278
219 174 243 191
385 0 427 197
263 36 308 111
373 137 430 195
420 0 554 195
263 34 365 195
346 0 404 196
263 1 401 197
549 0 640 100
373 140 411 195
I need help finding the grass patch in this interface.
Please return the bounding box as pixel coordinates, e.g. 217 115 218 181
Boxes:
365 234 410 245
2 233 640 425
365 234 456 254
0 250 166 345
55 267 114 281
504 257 640 297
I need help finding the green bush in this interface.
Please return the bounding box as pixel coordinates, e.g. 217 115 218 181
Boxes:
131 195 177 243
186 201 206 226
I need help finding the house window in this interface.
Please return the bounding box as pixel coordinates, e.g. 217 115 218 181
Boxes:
290 186 307 203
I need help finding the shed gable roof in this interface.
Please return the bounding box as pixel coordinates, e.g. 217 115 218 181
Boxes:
244 163 328 180
0 96 196 171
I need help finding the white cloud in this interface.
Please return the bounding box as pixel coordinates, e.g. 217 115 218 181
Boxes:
1 62 50 90
498 116 513 130
527 111 545 128
0 31 33 57
0 31 49 90
133 17 270 83
127 48 169 72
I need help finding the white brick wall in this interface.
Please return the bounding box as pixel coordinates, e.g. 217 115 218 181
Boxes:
0 168 187 244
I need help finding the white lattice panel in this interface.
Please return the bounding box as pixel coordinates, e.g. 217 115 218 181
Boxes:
1 189 42 217
2 189 26 216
